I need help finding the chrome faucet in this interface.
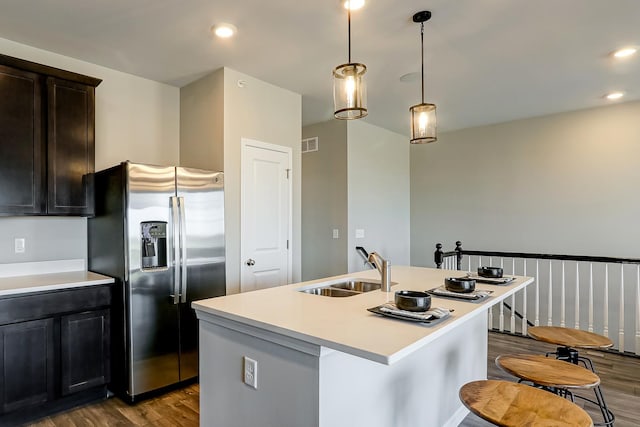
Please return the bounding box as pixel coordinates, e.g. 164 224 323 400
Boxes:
368 252 391 292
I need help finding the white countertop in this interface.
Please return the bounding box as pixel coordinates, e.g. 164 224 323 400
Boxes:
0 271 115 297
193 266 534 364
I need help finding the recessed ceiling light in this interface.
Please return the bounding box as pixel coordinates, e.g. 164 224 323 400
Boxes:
211 23 237 38
605 91 625 100
343 0 365 11
612 47 637 58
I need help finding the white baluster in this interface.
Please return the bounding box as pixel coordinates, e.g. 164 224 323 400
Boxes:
619 264 625 353
499 300 504 332
510 294 516 333
548 261 553 326
604 264 609 339
588 263 594 333
535 260 540 327
522 260 528 335
635 265 640 356
488 306 493 330
561 261 566 328
510 259 516 333
575 262 580 329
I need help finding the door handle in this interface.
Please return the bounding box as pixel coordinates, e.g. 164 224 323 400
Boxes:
170 196 180 304
178 197 187 304
246 259 255 266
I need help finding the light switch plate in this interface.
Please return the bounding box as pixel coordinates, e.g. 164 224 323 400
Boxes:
355 229 365 239
14 238 25 254
332 229 339 239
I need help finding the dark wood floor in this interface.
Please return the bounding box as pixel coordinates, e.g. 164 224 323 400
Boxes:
25 332 640 427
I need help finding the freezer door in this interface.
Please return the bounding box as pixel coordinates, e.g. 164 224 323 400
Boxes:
126 163 180 397
176 167 226 381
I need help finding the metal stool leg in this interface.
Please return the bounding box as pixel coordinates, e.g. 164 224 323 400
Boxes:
552 349 615 426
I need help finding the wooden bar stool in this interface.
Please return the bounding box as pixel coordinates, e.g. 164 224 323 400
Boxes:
528 326 615 426
459 379 593 427
496 354 613 426
528 326 613 370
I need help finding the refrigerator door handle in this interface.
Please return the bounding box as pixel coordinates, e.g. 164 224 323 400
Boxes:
170 196 180 304
178 196 188 303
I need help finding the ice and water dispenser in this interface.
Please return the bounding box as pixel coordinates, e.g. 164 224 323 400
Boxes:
141 221 167 269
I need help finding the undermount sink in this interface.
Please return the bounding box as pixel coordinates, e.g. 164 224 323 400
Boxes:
299 279 396 297
330 280 382 292
299 287 359 297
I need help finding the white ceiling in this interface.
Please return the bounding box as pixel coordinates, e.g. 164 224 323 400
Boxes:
1 0 638 135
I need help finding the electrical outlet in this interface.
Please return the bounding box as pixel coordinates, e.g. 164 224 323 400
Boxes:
355 229 365 239
243 356 258 389
332 229 339 239
14 238 25 254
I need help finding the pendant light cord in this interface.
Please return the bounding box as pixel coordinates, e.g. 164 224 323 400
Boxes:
348 7 352 63
420 21 424 104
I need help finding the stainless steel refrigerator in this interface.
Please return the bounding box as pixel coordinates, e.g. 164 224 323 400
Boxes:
88 161 225 402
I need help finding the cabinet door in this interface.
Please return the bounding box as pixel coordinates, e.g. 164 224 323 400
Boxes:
47 77 95 216
60 310 110 396
0 318 55 414
0 65 46 214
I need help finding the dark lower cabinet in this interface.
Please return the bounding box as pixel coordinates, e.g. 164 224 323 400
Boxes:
0 318 55 413
0 285 111 425
61 310 110 395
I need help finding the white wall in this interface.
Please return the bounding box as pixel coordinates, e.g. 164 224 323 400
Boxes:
410 100 640 265
0 37 180 266
347 121 411 273
301 120 348 281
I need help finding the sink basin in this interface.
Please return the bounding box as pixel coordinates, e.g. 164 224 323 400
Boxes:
299 279 396 297
331 280 382 292
299 288 359 297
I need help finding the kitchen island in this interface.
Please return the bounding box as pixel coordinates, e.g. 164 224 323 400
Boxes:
193 266 533 427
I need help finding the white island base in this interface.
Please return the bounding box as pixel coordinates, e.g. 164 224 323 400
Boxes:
198 309 486 427
194 266 532 427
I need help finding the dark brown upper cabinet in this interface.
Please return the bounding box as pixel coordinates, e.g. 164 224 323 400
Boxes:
0 54 101 217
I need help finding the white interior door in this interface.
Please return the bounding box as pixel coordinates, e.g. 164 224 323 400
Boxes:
241 139 292 292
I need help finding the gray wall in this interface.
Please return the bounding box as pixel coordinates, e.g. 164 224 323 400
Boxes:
347 121 410 273
410 100 640 265
301 121 348 281
0 218 86 263
0 38 180 267
181 67 302 294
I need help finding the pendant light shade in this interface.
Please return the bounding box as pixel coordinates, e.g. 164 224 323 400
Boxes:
333 4 367 120
410 103 436 143
410 11 437 144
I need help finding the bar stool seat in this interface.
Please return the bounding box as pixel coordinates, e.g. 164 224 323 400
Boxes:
459 379 593 427
496 354 600 389
528 326 613 350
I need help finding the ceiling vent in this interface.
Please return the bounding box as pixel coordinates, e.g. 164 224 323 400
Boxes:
301 137 318 153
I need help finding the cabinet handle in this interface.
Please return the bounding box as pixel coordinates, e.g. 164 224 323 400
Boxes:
246 259 255 266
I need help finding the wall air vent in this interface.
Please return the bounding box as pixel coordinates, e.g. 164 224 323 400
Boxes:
301 137 318 153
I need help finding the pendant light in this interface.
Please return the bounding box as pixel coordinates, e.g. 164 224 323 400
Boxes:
333 1 367 120
410 11 437 144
